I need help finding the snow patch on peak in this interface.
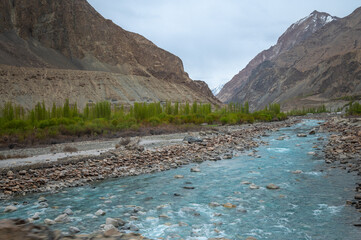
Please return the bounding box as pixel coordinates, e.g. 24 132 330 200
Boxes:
295 15 309 26
212 83 225 96
325 15 335 23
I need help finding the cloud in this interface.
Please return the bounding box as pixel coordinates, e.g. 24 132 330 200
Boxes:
88 0 360 89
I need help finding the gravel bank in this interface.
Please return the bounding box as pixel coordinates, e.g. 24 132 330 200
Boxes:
0 119 300 199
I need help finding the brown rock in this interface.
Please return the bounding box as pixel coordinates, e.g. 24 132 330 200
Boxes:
0 0 220 109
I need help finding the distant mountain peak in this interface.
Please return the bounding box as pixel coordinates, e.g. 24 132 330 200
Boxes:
278 11 339 47
217 10 339 102
211 83 225 96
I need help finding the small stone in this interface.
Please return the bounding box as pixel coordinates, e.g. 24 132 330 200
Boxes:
159 214 169 218
31 212 41 220
7 171 14 177
292 170 303 174
64 208 73 215
44 219 56 225
209 202 220 207
355 194 361 200
241 181 251 185
183 186 195 189
309 130 316 135
54 214 70 223
266 184 280 190
95 209 106 216
174 175 184 179
4 205 17 213
19 170 27 175
307 152 315 155
236 207 247 213
191 167 201 172
69 226 80 234
297 134 307 137
249 184 260 190
38 202 48 208
38 196 47 202
223 203 236 208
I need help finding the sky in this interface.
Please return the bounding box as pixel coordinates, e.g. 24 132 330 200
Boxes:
88 0 360 89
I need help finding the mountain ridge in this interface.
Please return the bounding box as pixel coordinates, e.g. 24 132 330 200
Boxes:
217 10 339 103
227 7 361 110
0 0 220 108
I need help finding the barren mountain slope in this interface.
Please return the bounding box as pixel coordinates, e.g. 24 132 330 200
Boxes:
229 7 361 110
0 0 219 108
217 11 338 103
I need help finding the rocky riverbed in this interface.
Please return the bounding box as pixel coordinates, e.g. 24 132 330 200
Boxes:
0 119 300 199
2 115 361 239
321 117 361 215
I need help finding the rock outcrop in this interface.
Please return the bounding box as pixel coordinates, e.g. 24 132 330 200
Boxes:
217 9 361 111
0 0 219 108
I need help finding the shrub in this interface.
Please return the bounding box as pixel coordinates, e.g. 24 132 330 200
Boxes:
3 120 29 130
148 116 161 126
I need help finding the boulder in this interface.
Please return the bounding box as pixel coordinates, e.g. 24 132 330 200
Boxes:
31 212 41 220
105 217 125 227
44 219 55 225
190 167 201 172
103 224 116 231
63 208 73 215
4 205 17 213
54 214 70 223
69 226 80 234
95 209 106 216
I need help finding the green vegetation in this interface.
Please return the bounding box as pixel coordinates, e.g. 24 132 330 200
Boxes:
0 100 286 144
346 101 361 115
333 95 361 101
286 105 328 116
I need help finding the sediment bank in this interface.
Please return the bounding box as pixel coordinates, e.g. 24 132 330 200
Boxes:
0 119 300 199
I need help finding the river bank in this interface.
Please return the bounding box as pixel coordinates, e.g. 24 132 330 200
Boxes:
0 118 302 199
321 117 361 213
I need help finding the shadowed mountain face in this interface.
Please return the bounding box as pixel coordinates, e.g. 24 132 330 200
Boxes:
217 10 361 110
227 7 361 110
0 0 219 108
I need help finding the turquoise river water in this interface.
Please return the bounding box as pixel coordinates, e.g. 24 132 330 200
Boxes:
1 120 361 239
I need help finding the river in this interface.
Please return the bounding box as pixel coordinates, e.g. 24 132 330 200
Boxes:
1 119 360 239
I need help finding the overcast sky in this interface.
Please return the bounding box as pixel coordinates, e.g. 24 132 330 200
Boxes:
88 0 359 89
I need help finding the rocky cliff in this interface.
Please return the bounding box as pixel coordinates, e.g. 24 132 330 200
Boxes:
226 7 361 110
217 10 339 104
0 0 219 108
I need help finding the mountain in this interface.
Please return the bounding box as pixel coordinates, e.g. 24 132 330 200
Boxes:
217 10 339 104
211 83 225 96
0 0 219 109
224 7 361 110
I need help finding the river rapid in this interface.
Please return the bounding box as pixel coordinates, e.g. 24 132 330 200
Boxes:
1 119 360 239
